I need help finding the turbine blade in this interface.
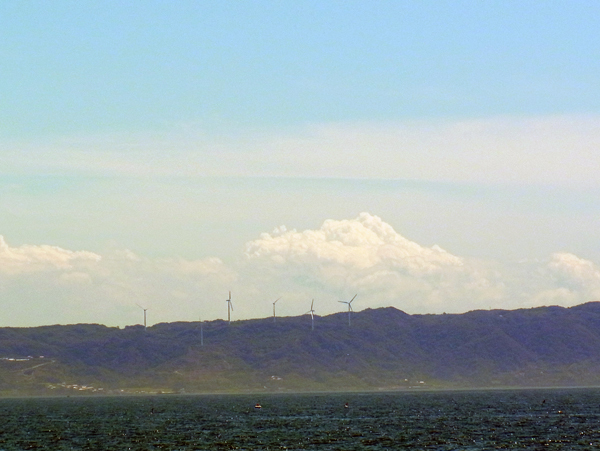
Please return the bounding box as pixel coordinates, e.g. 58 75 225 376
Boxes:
311 299 314 310
350 294 357 303
230 302 234 311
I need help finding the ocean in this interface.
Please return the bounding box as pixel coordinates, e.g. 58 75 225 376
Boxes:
1 388 599 450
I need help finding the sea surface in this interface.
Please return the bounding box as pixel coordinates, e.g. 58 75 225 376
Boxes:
1 389 600 450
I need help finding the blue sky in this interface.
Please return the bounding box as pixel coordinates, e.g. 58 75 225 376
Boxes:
1 2 600 326
2 1 599 138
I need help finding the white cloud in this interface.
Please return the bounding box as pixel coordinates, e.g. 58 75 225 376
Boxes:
1 214 600 326
240 216 600 314
0 238 236 326
548 252 600 284
244 212 463 274
3 115 600 187
241 213 502 314
0 236 101 275
536 252 600 305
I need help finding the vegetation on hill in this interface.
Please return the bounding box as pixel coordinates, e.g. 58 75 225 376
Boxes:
2 302 600 395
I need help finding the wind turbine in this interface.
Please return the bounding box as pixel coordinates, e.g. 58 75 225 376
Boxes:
136 303 149 331
273 298 281 323
306 299 316 331
339 294 357 326
226 291 234 324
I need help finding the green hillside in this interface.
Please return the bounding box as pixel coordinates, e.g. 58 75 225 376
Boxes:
2 303 600 395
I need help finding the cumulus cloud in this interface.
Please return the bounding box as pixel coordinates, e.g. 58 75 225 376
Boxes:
533 252 600 305
1 214 600 327
0 237 236 327
245 212 462 274
241 213 503 314
548 252 600 285
240 215 600 315
0 236 101 275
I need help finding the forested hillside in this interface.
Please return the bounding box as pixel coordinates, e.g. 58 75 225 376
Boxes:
2 302 600 395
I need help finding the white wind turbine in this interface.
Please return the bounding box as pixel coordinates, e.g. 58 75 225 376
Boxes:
339 294 357 326
306 299 316 331
136 303 149 331
273 298 281 323
226 291 234 324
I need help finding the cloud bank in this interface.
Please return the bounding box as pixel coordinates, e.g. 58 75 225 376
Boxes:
4 115 600 187
1 213 599 327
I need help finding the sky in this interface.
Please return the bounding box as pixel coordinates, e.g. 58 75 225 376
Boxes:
1 1 600 327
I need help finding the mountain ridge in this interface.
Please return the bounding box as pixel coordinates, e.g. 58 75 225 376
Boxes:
2 302 600 395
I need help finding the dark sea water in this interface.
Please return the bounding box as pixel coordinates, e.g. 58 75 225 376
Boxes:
1 389 600 450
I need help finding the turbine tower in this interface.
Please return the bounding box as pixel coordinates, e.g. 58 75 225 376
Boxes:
199 317 204 346
306 299 316 331
339 294 357 326
226 291 234 324
273 298 280 323
136 303 148 331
